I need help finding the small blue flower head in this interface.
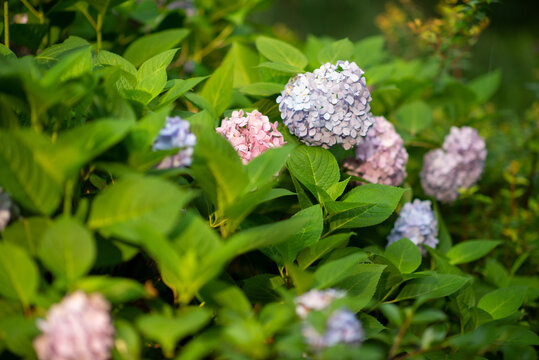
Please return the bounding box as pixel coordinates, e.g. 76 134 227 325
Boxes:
387 199 438 253
323 309 364 346
153 116 197 169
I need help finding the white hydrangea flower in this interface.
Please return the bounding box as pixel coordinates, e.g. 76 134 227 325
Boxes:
295 288 346 319
277 61 374 149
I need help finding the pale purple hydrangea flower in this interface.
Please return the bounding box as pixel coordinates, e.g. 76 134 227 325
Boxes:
153 116 197 169
216 109 286 164
33 291 115 360
0 188 12 231
387 199 438 253
421 126 486 203
295 288 346 319
344 116 408 186
277 61 374 150
301 309 364 350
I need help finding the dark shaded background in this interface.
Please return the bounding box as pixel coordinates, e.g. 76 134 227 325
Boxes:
253 0 539 114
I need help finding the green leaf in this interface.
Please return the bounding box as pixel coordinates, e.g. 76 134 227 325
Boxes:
76 276 147 304
395 272 470 302
158 76 209 107
447 240 502 265
245 144 294 189
0 315 39 357
394 100 433 136
113 319 141 360
257 61 303 74
36 36 90 65
353 35 387 69
385 238 422 274
45 118 133 181
0 242 39 307
200 55 235 116
136 307 211 357
88 176 192 242
0 130 62 215
41 46 92 86
477 286 527 319
274 205 323 263
136 49 178 103
328 184 406 230
338 263 386 311
2 217 51 257
39 217 96 285
469 69 501 103
314 251 369 289
124 29 190 67
297 232 353 270
95 50 137 76
255 36 308 70
0 44 15 58
325 178 350 200
240 82 284 96
287 145 340 198
225 42 261 87
318 38 354 64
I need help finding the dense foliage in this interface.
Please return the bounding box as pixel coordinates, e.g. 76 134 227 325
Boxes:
0 0 538 359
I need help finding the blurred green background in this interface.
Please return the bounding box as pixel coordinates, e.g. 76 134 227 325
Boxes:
253 0 539 114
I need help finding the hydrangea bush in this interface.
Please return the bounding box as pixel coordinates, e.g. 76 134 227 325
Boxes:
0 1 537 360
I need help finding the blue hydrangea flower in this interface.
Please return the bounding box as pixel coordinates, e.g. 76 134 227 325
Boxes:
387 199 438 253
153 116 197 169
277 61 374 150
301 308 364 349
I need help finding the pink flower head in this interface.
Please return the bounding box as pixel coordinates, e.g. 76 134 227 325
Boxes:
33 291 115 360
344 116 408 186
216 110 286 164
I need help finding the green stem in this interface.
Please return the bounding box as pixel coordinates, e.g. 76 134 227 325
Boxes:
3 0 8 48
64 179 74 216
20 0 44 23
96 13 104 54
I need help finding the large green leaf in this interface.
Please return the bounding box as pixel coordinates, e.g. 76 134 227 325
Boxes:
318 38 354 64
314 251 369 289
385 238 422 274
136 307 211 357
395 272 470 302
255 36 308 70
88 176 192 242
297 232 353 270
2 217 51 257
327 184 406 230
0 130 61 215
124 29 190 67
477 286 527 319
158 76 208 107
469 69 501 103
446 240 501 265
274 205 323 263
225 42 260 87
287 145 340 198
338 263 386 311
135 49 178 103
394 100 433 136
0 242 39 307
76 276 147 304
200 56 235 116
38 217 96 285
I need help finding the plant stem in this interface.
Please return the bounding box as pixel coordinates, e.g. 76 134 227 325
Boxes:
3 0 8 48
20 0 44 23
387 310 413 359
96 13 104 54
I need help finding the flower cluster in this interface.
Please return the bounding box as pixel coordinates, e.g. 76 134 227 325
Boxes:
344 116 408 186
295 288 346 319
153 116 197 169
387 199 438 253
33 291 115 360
216 110 286 164
0 188 12 231
421 126 486 203
277 61 374 150
295 289 364 350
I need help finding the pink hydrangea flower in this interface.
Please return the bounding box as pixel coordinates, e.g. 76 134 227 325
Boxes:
344 116 408 186
216 110 286 164
33 291 115 360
